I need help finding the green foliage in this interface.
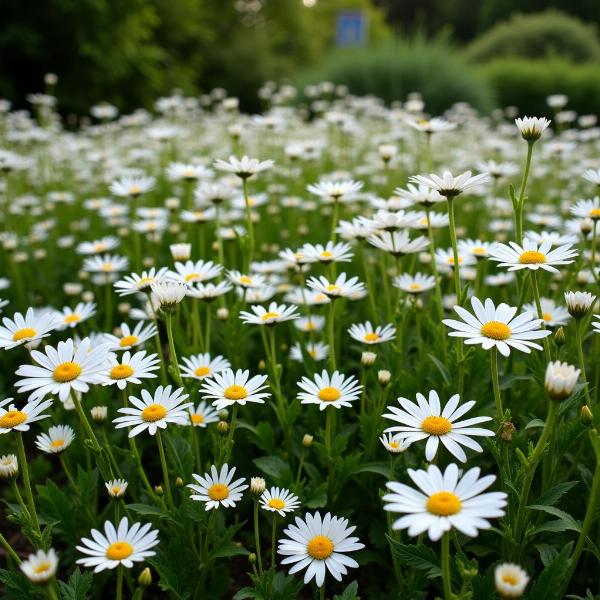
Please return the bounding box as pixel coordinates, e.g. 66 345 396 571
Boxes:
479 58 600 116
297 37 494 114
465 11 600 62
58 568 93 600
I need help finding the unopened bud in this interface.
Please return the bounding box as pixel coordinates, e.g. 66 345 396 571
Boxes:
218 409 229 420
361 352 377 367
217 420 229 434
175 477 183 487
554 327 565 346
249 553 257 564
154 485 163 496
302 434 314 448
258 359 266 371
90 406 107 423
250 477 266 495
217 307 229 320
580 218 594 235
581 405 594 425
499 421 516 442
378 370 391 386
0 454 19 478
138 567 152 587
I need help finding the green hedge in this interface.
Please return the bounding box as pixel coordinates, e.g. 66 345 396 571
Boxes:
296 37 494 114
479 58 600 116
466 11 600 63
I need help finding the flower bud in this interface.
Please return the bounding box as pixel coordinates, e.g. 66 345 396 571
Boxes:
499 421 516 442
170 243 191 261
250 477 266 495
580 218 594 235
154 485 163 496
581 405 594 425
495 562 529 598
175 477 184 487
554 326 565 346
138 567 152 587
258 359 266 371
0 454 18 478
378 370 391 386
361 351 377 367
248 552 257 564
217 420 229 435
218 409 229 420
545 361 580 401
90 406 107 423
302 434 314 448
217 307 229 321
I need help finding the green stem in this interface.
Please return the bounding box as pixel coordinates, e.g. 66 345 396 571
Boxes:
515 141 534 245
165 312 183 387
116 565 124 600
253 500 264 577
242 178 254 270
330 197 340 241
575 320 592 405
425 205 444 322
155 430 174 510
530 270 551 361
327 300 337 372
490 347 503 420
446 195 461 301
0 533 20 564
441 532 452 600
71 391 102 453
16 432 41 537
271 515 278 570
223 403 238 463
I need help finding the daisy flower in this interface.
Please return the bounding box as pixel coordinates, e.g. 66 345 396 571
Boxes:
306 273 366 300
0 397 52 434
495 563 530 598
306 180 363 201
113 385 191 437
443 297 551 357
100 350 159 390
361 209 420 231
0 307 59 350
278 511 364 587
260 487 300 516
214 155 274 179
188 463 248 510
489 239 577 273
523 230 578 246
114 267 169 296
522 298 569 327
348 321 395 345
583 169 600 187
409 170 488 197
169 243 192 261
239 302 300 326
297 370 362 410
564 291 596 318
166 162 213 181
545 361 580 401
379 433 411 454
57 302 96 329
110 175 156 198
0 454 18 477
104 322 157 350
186 281 233 301
15 338 110 402
406 116 456 134
290 342 329 362
188 401 219 427
76 236 120 255
35 424 75 453
570 197 600 221
458 239 494 260
294 316 325 332
199 369 270 411
367 231 429 256
515 116 551 141
383 463 507 541
83 254 129 275
394 183 444 207
227 271 267 289
105 479 128 498
76 517 159 572
393 273 436 294
181 353 231 381
300 242 353 263
20 548 58 583
169 260 223 285
383 390 493 463
151 281 188 310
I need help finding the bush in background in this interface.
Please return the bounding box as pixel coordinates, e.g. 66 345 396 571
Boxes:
465 10 600 62
296 36 494 114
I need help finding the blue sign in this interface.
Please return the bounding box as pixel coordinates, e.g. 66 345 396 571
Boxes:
336 10 367 48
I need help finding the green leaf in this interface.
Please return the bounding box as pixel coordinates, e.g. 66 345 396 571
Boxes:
525 542 573 600
76 466 98 510
534 481 578 507
58 568 93 600
127 502 174 522
527 505 581 536
387 538 441 579
164 431 193 481
304 483 327 508
0 569 42 600
333 580 360 600
535 544 558 567
352 462 390 478
253 455 290 480
428 353 450 385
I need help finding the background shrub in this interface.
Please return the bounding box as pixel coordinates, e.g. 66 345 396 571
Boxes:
465 10 600 62
296 36 494 114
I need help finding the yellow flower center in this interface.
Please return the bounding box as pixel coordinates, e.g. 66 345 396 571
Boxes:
94 243 106 252
389 441 400 449
318 387 341 402
305 321 317 330
34 562 51 574
364 332 380 342
502 574 519 586
239 276 253 285
447 257 462 266
472 247 486 255
481 321 511 340
185 272 201 282
208 483 229 500
422 415 452 435
307 535 334 560
590 208 600 218
0 410 27 428
110 364 134 380
543 313 553 322
119 335 138 347
106 541 133 560
12 327 37 341
261 312 280 321
314 294 327 303
320 251 333 259
138 277 153 287
141 403 167 422
112 486 123 495
409 283 422 291
224 385 248 400
64 314 81 324
129 185 141 195
194 366 211 377
267 498 286 510
519 250 546 264
53 362 82 382
308 350 317 358
101 262 113 272
326 284 340 293
190 413 205 425
426 491 462 516
51 439 65 448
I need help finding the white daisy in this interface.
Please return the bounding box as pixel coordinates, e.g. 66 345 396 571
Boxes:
290 342 329 362
214 155 274 179
239 302 300 326
181 353 231 381
15 338 110 402
199 369 270 411
515 116 551 141
76 517 159 572
260 487 300 516
306 273 366 300
151 280 188 309
522 298 570 327
169 260 223 285
495 563 530 598
297 370 362 410
278 511 364 587
0 307 59 350
564 291 596 318
83 253 129 275
367 231 429 256
20 548 58 583
489 239 577 273
409 170 488 197
100 350 159 390
394 183 444 207
307 180 363 201
393 272 436 294
76 236 120 255
114 267 169 296
379 433 411 454
113 385 191 437
383 390 493 463
35 424 75 453
188 463 248 510
188 401 219 427
0 397 52 434
105 479 128 498
57 302 96 329
186 281 233 301
383 463 507 541
348 321 395 345
300 242 353 263
443 297 551 357
104 322 157 350
109 175 156 197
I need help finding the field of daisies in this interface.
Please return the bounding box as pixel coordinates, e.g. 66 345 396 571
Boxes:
0 88 599 600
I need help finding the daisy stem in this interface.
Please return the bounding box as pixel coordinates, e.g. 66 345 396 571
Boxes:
446 195 461 302
592 221 598 283
104 283 112 331
253 499 264 577
215 204 225 267
10 479 31 520
205 303 212 351
425 205 444 323
242 177 254 270
0 533 20 565
319 583 326 600
116 565 124 600
330 197 339 241
358 242 378 322
325 407 334 500
515 141 534 245
101 428 123 478
327 300 337 372
164 312 183 387
530 271 551 362
16 432 41 538
224 403 238 462
575 319 591 405
155 430 174 510
271 515 278 570
440 531 452 600
59 454 78 492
